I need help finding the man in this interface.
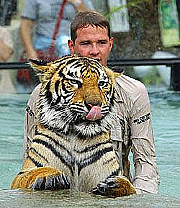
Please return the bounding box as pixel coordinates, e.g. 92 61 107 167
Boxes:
17 0 94 87
24 11 160 194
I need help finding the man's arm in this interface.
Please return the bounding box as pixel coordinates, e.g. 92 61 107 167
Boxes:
130 84 160 194
67 0 94 12
23 84 41 160
20 0 38 60
19 18 37 60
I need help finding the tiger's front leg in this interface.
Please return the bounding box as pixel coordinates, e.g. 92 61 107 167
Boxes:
91 176 136 197
11 166 70 190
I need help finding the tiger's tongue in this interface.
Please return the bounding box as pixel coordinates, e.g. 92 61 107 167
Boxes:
86 105 102 121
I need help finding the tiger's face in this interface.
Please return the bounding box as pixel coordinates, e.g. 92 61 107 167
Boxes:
31 55 120 138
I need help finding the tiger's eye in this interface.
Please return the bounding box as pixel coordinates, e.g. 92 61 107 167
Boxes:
68 79 82 88
69 80 78 85
98 81 108 88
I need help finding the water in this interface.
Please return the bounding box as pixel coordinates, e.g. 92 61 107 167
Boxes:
150 88 180 198
0 88 180 207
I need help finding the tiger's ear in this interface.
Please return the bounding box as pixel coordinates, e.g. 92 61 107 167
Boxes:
113 72 122 78
29 59 57 83
104 67 122 80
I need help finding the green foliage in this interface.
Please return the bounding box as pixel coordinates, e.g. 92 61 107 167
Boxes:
140 70 163 86
105 0 151 18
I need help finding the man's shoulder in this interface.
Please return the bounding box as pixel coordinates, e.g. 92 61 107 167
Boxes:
115 74 147 94
114 75 149 112
31 83 41 94
114 74 148 103
28 83 41 104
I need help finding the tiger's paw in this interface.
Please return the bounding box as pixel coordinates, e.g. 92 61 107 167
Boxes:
91 176 136 197
11 167 70 190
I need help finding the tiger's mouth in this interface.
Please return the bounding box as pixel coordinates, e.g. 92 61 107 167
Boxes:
86 104 102 121
69 102 111 124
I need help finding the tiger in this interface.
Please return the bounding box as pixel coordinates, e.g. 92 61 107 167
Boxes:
11 55 136 197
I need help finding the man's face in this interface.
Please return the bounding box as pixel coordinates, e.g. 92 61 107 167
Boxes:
68 25 113 66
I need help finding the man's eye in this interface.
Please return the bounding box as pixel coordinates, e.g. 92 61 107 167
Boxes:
80 42 90 45
99 40 107 45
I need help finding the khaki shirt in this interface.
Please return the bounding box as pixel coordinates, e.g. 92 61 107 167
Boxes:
23 74 160 194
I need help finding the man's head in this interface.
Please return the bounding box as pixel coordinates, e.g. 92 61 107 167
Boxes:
68 11 113 66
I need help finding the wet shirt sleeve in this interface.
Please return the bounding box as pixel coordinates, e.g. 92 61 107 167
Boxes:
23 84 41 160
130 84 160 194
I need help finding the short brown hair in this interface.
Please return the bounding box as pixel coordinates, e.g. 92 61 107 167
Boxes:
70 11 111 42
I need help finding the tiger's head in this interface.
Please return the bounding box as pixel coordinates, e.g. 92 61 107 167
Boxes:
30 55 120 138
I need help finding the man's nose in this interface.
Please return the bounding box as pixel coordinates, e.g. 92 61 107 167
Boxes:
90 44 100 55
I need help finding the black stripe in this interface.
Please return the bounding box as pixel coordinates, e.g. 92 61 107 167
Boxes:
58 69 64 78
61 81 69 93
92 65 101 76
52 96 61 106
66 58 77 66
33 138 74 175
53 55 72 65
70 104 84 110
27 155 43 167
78 146 113 175
72 63 83 69
55 80 60 96
75 140 112 154
70 105 84 113
101 107 110 112
35 132 72 156
61 174 70 188
30 147 48 163
102 157 115 165
45 81 52 104
108 167 122 178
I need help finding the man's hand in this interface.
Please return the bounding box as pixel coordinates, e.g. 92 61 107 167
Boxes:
26 48 38 60
67 0 89 12
67 0 83 7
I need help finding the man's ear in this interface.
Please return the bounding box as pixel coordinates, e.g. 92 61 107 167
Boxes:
68 40 75 54
109 37 114 52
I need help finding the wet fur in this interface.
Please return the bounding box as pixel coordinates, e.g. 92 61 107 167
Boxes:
11 55 136 197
